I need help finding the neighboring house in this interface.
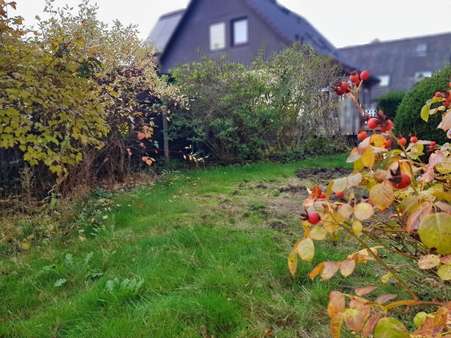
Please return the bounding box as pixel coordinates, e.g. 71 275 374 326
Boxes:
147 0 377 135
339 32 451 106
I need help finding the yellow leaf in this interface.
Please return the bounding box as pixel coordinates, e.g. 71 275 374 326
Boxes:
297 238 315 261
352 220 363 237
309 225 327 240
288 250 298 277
437 264 451 281
361 148 376 168
370 134 386 148
354 203 374 221
328 291 346 318
369 182 394 211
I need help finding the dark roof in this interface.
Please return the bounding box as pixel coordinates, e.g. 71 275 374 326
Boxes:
147 0 345 63
243 0 339 59
339 32 451 98
145 9 185 52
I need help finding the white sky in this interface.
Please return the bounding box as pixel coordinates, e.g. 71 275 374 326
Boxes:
16 0 451 48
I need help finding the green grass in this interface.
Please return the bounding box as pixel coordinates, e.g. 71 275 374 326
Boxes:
0 155 401 337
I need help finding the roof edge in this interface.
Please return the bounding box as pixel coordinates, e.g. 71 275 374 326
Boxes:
339 31 451 50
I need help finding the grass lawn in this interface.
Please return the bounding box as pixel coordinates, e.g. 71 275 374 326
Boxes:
0 155 403 337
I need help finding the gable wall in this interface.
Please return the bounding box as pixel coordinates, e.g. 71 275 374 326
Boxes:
161 0 287 72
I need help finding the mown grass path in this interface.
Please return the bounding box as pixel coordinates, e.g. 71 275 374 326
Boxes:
1 155 396 337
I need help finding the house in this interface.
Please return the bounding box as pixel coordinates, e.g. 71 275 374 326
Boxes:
339 32 451 107
147 0 379 135
147 0 361 75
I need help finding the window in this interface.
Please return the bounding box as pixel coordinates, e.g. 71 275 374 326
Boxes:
232 18 248 46
415 71 432 82
378 75 390 87
210 22 225 51
416 43 427 57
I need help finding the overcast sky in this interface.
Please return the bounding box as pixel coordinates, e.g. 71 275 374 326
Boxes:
16 0 451 48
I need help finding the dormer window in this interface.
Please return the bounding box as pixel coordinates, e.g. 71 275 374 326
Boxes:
210 22 225 51
232 18 248 46
416 43 427 57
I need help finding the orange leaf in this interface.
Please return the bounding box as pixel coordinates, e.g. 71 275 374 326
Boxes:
309 262 324 280
330 312 344 338
343 308 367 333
328 291 346 318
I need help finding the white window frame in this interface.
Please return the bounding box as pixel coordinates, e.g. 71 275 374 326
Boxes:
378 75 390 87
232 18 248 46
209 22 226 51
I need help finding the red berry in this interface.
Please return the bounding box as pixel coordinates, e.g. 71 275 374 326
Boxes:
350 72 361 85
334 85 344 96
357 131 368 142
340 81 351 93
367 118 379 129
410 136 418 143
392 174 411 189
360 70 370 81
384 138 392 149
398 137 407 146
307 212 321 225
335 191 345 199
381 119 394 132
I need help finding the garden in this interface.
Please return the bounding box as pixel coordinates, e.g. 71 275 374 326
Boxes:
1 1 450 337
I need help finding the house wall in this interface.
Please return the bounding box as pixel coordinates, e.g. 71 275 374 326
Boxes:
161 0 287 72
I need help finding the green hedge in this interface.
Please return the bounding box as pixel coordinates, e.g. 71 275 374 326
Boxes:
377 91 405 120
394 66 450 141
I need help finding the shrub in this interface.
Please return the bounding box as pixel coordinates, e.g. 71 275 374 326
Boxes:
288 73 451 337
0 1 184 197
376 91 405 119
395 66 450 142
170 44 342 163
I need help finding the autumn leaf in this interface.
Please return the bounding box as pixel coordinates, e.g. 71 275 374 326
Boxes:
309 262 325 280
418 213 451 255
309 225 327 240
418 255 441 270
437 264 451 281
327 291 346 318
369 182 394 211
355 285 377 297
375 294 397 304
352 220 363 237
374 317 409 338
354 203 374 221
297 238 315 261
321 261 340 280
339 259 356 277
288 249 298 277
361 147 376 168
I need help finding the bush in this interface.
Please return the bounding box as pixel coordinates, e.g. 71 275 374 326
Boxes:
376 91 405 119
394 66 450 141
170 44 343 163
0 1 184 197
